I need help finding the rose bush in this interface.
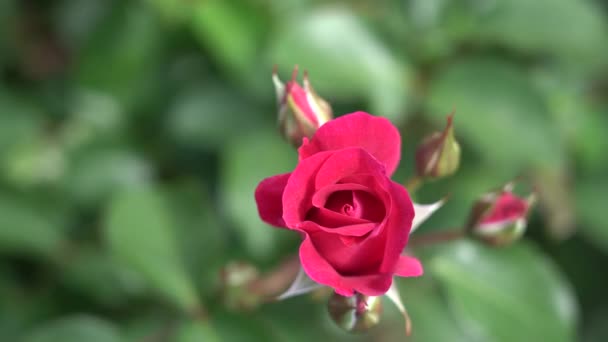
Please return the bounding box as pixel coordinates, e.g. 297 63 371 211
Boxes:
255 112 422 296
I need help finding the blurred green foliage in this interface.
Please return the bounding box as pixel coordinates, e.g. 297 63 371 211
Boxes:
1 0 607 341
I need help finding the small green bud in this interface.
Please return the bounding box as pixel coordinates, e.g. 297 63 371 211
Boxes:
220 261 261 311
415 113 460 179
327 292 382 333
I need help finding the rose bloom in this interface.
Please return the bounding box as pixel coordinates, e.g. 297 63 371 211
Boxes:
255 112 422 296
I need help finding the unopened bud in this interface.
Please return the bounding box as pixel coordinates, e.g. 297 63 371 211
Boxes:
327 292 382 333
467 184 536 246
220 261 261 311
415 113 460 179
273 66 333 147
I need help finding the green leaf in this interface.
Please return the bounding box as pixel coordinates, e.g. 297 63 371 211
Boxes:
166 85 261 149
190 0 268 81
3 137 65 189
165 181 226 295
584 309 608 342
575 179 608 253
22 315 123 342
76 2 164 109
431 240 578 342
176 320 220 342
0 196 63 257
221 129 297 261
0 92 44 163
377 276 470 342
59 247 147 308
269 8 411 122
62 89 127 150
105 187 200 312
213 311 277 342
65 149 151 208
476 0 607 64
427 58 563 169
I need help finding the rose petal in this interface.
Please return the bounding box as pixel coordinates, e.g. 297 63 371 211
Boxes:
255 173 291 227
311 183 370 208
393 255 423 277
299 112 401 175
300 233 394 296
310 231 384 276
352 190 386 222
379 181 415 273
306 207 371 228
282 152 333 228
341 273 393 296
300 220 376 237
299 234 352 296
313 147 387 190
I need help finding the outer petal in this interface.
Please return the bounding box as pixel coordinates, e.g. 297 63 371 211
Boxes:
342 273 393 296
379 181 415 273
394 255 423 277
300 232 399 296
298 112 402 175
299 234 352 296
254 173 291 227
282 152 333 228
313 147 387 190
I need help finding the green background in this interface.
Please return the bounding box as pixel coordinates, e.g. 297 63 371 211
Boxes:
1 0 607 341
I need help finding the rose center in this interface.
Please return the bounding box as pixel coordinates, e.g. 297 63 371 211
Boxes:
324 190 385 222
342 203 354 215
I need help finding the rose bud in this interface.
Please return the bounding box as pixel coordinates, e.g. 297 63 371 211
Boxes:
219 261 261 311
273 66 333 147
466 185 536 246
327 292 382 333
415 113 460 179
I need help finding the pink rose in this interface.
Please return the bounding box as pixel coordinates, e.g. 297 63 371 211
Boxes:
255 112 422 296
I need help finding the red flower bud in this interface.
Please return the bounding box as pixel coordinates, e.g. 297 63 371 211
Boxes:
273 66 333 147
415 113 460 179
467 184 536 246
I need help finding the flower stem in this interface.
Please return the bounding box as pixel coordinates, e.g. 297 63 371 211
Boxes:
405 175 423 193
409 229 466 247
248 255 300 299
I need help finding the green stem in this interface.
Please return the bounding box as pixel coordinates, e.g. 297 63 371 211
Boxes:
409 229 466 247
405 175 423 193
